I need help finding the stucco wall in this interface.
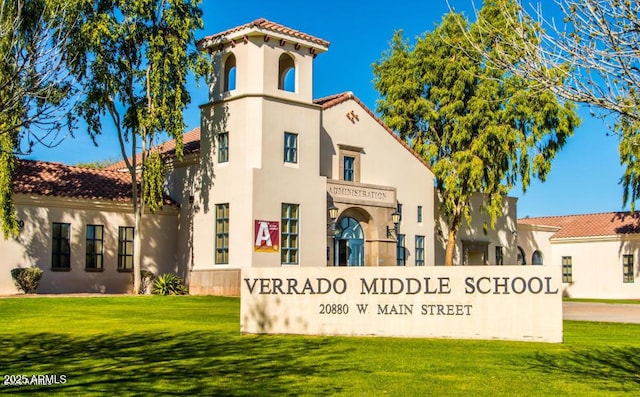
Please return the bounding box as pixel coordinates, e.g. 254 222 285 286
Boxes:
319 98 436 267
517 224 557 266
0 195 179 295
191 93 326 271
435 193 519 266
553 238 640 299
516 223 640 299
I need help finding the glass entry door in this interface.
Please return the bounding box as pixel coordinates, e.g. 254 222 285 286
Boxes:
335 217 364 266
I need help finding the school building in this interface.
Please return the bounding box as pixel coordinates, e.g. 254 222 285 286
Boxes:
1 19 636 299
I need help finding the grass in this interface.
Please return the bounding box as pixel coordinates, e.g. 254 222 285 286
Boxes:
1 296 639 396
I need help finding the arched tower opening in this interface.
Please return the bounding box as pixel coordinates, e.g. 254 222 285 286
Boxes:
224 53 237 92
278 53 296 92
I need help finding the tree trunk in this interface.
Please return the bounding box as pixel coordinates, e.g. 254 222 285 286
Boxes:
444 228 457 266
132 203 142 294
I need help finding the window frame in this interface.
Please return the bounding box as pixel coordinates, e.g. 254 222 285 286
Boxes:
495 246 504 266
417 205 423 223
343 155 355 181
51 222 71 270
215 203 230 265
281 203 300 265
623 254 634 283
85 224 104 271
562 256 573 283
284 132 298 164
415 235 425 266
218 132 229 163
396 234 406 266
338 147 362 182
117 226 134 272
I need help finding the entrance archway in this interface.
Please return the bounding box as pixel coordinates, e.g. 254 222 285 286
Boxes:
335 217 364 266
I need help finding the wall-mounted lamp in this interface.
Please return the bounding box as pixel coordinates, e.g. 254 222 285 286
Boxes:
386 210 401 239
328 205 339 236
328 205 338 222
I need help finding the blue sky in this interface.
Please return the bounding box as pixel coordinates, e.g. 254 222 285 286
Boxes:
26 0 629 218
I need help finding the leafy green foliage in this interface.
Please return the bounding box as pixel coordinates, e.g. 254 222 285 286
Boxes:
152 273 188 295
0 0 78 239
10 267 43 293
143 151 166 212
60 0 210 292
75 157 119 169
0 132 18 238
373 0 579 264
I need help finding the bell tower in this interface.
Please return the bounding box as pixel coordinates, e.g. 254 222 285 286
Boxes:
191 19 331 277
199 18 329 103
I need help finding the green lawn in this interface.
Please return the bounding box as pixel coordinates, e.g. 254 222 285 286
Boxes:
1 296 639 396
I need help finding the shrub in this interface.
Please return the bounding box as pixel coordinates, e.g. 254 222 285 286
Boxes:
10 267 43 294
152 273 188 295
132 270 156 294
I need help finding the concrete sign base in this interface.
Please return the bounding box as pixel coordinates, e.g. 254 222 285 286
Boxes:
241 266 563 343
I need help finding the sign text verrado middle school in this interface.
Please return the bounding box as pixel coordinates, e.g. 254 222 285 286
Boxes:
243 276 559 295
240 267 563 343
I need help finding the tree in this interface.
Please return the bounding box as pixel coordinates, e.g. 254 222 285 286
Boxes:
373 0 579 265
0 0 78 238
64 0 209 293
464 0 640 207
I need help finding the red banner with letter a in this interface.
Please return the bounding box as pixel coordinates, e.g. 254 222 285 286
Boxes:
254 220 279 252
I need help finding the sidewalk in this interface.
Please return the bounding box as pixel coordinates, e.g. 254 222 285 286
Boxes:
0 293 129 298
563 301 640 324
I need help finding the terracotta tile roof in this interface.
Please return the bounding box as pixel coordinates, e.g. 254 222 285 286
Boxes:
198 18 330 50
518 212 640 239
314 92 431 170
106 127 201 171
14 160 176 205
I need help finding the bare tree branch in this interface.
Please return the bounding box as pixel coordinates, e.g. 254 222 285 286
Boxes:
451 0 640 207
0 0 80 154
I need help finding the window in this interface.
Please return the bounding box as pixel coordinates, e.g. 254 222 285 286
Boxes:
224 54 236 91
463 240 489 265
397 203 403 221
86 225 104 271
517 246 526 265
215 204 229 264
623 254 634 283
417 206 423 223
396 234 405 266
339 147 361 182
284 132 298 163
343 156 354 181
532 250 543 265
117 227 134 271
281 203 299 264
278 53 295 92
415 235 425 266
52 222 70 270
562 256 573 283
218 132 229 163
495 246 504 266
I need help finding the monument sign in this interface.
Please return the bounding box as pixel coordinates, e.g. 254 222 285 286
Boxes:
241 266 562 342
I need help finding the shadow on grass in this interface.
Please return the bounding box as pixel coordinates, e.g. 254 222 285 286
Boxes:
530 347 640 393
0 331 353 396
